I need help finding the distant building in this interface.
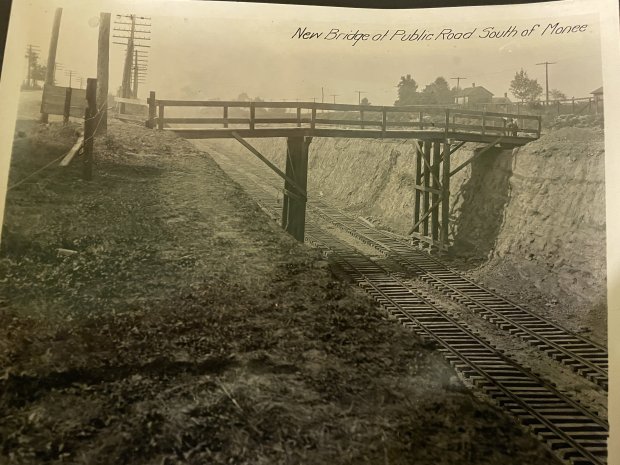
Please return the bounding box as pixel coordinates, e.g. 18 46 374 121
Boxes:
590 86 603 103
492 92 512 104
454 83 494 104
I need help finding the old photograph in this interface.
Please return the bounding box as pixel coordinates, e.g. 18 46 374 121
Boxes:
0 0 618 464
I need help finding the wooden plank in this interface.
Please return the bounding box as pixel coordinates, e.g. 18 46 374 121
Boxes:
409 196 443 235
413 141 422 234
163 117 250 124
147 91 156 128
83 78 97 180
158 103 165 130
63 87 72 124
282 136 310 242
59 135 84 166
314 118 382 127
167 127 536 144
431 141 441 241
453 108 539 120
422 141 431 237
231 132 306 198
449 137 503 176
441 142 450 248
114 96 147 106
414 184 442 195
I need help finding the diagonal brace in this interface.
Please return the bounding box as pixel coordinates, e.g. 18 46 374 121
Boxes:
231 131 307 199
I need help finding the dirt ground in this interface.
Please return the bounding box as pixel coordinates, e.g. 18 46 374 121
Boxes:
0 99 560 464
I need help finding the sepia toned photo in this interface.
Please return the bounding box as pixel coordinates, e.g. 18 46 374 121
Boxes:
0 1 618 464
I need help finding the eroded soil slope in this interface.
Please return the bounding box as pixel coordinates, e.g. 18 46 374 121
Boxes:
0 118 558 464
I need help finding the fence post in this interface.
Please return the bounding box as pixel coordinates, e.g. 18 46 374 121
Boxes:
297 107 301 128
381 108 387 135
481 111 486 135
311 105 316 130
83 78 97 181
63 87 72 125
360 109 364 129
250 102 255 130
223 106 228 128
147 91 156 128
158 103 164 130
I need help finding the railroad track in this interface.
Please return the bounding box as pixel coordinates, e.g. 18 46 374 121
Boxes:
309 202 609 390
205 147 609 465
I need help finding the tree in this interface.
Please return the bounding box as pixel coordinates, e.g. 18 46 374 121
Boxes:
360 97 371 106
509 69 543 102
395 74 419 106
421 76 453 105
549 89 567 101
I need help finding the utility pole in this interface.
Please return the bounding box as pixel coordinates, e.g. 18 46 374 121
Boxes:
97 12 111 134
330 94 339 104
41 7 63 122
24 45 40 88
536 61 556 106
450 76 467 92
64 69 74 87
113 14 151 110
355 90 367 105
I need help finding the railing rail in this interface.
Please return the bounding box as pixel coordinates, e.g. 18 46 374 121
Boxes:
146 93 542 139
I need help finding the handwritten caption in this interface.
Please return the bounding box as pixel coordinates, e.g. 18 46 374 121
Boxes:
291 23 588 46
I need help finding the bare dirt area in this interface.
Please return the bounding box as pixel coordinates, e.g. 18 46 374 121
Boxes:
0 113 560 464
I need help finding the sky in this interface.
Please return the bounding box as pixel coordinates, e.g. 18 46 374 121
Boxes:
7 0 603 105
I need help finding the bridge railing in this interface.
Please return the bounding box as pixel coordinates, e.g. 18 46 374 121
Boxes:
146 92 541 139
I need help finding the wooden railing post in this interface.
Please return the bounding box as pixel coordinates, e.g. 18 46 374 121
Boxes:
381 109 387 134
83 78 97 181
311 105 316 130
158 103 164 130
63 87 72 125
360 109 364 129
444 109 450 137
250 102 255 130
419 111 424 129
223 106 228 128
296 107 301 128
481 111 486 135
147 91 156 128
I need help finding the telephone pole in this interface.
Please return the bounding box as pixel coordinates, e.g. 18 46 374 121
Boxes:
355 90 366 105
330 94 339 104
450 76 467 91
97 12 111 134
64 69 74 87
24 45 40 88
113 14 150 107
41 7 63 122
536 61 556 105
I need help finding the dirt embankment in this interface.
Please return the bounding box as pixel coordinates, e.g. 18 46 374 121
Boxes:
203 127 606 339
0 117 558 465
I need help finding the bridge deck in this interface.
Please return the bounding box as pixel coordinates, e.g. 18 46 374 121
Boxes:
147 96 541 146
166 127 536 145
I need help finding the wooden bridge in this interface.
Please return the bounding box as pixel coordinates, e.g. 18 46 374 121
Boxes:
145 93 541 250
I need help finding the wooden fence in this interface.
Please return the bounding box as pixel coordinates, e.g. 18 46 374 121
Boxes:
40 83 88 123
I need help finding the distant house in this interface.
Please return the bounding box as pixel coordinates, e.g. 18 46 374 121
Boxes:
491 92 512 104
454 83 494 104
590 86 603 103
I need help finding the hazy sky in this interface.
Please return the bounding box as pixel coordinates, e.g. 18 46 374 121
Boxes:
7 0 603 105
